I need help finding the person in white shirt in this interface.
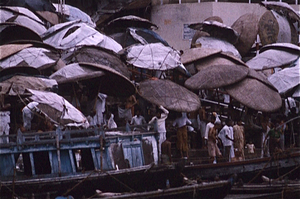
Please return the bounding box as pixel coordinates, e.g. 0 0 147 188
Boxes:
130 108 146 126
22 101 39 131
173 112 192 158
204 112 219 148
148 105 169 156
218 118 235 162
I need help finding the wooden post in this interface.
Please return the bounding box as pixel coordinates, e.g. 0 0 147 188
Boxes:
100 135 103 171
56 129 62 177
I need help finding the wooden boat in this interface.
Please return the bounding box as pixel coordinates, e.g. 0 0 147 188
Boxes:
92 179 233 199
0 125 233 199
176 148 300 183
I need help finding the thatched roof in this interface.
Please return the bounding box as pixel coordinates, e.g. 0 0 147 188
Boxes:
184 64 249 90
231 13 259 56
225 77 282 113
138 79 201 112
260 43 300 54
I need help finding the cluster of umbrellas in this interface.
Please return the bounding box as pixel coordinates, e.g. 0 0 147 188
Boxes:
0 1 299 129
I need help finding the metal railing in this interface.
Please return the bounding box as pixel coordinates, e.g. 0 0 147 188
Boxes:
166 0 298 5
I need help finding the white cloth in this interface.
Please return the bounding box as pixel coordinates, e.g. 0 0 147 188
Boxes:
172 112 192 128
92 93 107 126
246 143 255 154
118 106 132 122
219 125 234 146
0 111 10 143
107 114 117 129
204 122 214 140
22 102 39 130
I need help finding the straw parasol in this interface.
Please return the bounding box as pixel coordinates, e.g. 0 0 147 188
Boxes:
180 47 221 65
225 69 282 112
184 64 249 90
259 43 300 54
195 51 247 71
138 78 201 112
103 15 158 35
268 63 300 95
246 49 299 71
260 1 300 23
63 45 130 78
0 43 32 61
231 13 259 56
195 37 241 59
50 62 136 97
121 43 183 71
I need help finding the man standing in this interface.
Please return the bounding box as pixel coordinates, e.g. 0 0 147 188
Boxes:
218 119 235 162
173 112 192 159
148 105 169 156
233 119 245 161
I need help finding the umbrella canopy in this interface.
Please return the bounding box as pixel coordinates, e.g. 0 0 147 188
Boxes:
42 20 122 53
0 43 32 60
260 1 300 23
121 43 183 71
225 77 282 113
184 64 249 90
63 45 130 78
0 7 47 35
231 13 259 56
258 10 296 46
225 69 282 112
259 43 300 54
0 23 42 44
292 86 300 98
53 3 96 28
4 0 56 12
180 47 221 65
246 48 299 71
110 27 169 48
195 36 241 59
0 75 57 96
138 78 201 112
195 51 247 71
0 45 61 72
189 20 239 44
50 62 136 97
268 62 300 95
26 89 89 128
103 15 158 35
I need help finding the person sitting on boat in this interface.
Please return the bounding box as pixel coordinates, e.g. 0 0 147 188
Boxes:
218 118 235 162
148 105 169 156
173 112 192 159
233 119 245 161
208 118 222 164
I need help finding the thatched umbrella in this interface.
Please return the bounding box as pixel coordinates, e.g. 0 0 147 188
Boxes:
180 47 221 65
195 37 241 59
138 78 201 112
225 69 282 112
103 15 158 35
268 63 300 95
260 1 300 23
246 48 299 71
260 43 300 54
189 21 239 44
258 10 298 46
50 62 136 97
184 64 249 90
231 13 259 56
0 23 42 45
0 43 32 61
121 43 187 72
63 45 130 78
195 51 246 71
0 75 57 96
